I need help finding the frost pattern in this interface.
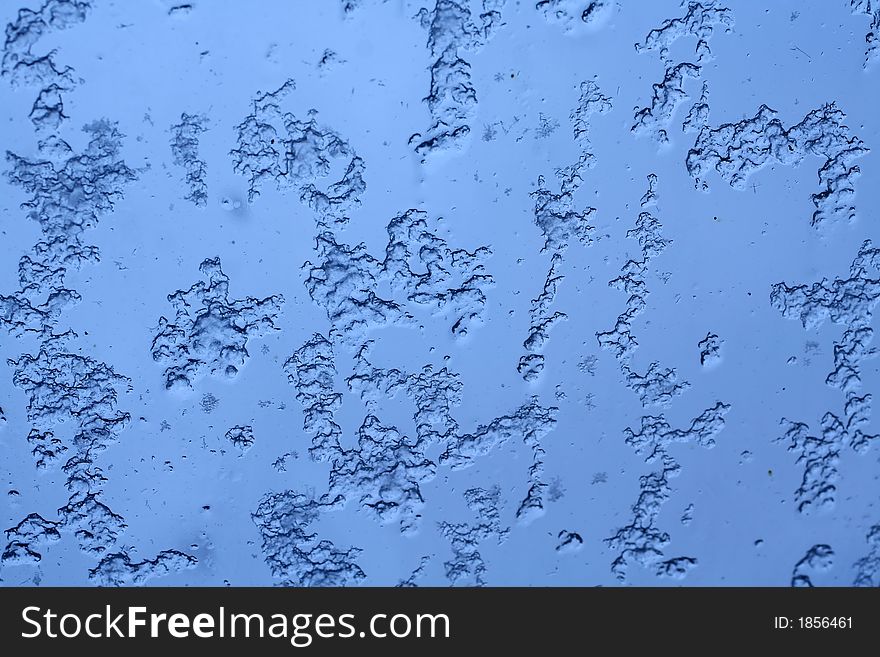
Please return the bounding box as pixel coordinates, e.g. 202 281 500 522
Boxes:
169 112 208 207
518 80 609 380
850 0 880 68
350 345 553 530
556 530 584 553
229 77 518 581
285 333 343 462
2 118 194 578
442 397 557 524
853 523 880 587
597 175 689 406
252 491 366 587
791 544 834 587
397 556 431 587
772 241 880 512
0 0 874 590
29 82 66 130
608 403 730 581
89 550 198 586
438 486 508 585
2 0 89 131
687 103 870 229
151 257 284 390
440 397 557 469
3 513 60 564
225 425 255 452
329 414 436 535
536 1 612 31
599 172 729 583
682 81 710 134
698 332 723 367
410 1 506 160
636 1 733 62
632 62 701 145
230 79 365 224
632 2 733 144
680 503 694 526
267 315 556 584
305 209 493 346
233 80 517 582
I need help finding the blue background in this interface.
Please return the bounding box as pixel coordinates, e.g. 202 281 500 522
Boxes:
1 0 878 586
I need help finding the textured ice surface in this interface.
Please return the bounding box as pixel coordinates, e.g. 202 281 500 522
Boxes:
151 257 284 390
632 1 733 145
0 0 878 587
790 543 835 586
687 103 869 229
771 241 879 513
853 523 880 586
410 1 507 161
850 0 880 68
169 112 208 207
